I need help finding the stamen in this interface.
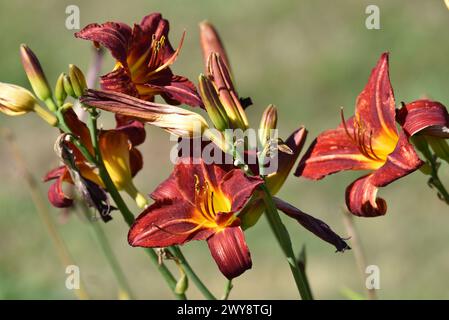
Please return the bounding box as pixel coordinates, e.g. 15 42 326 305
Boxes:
148 35 166 70
210 191 216 216
340 107 382 161
151 220 207 236
368 130 381 160
194 174 200 193
340 108 356 143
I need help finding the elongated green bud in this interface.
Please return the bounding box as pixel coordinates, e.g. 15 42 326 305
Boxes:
259 104 278 146
207 52 248 130
63 74 76 98
199 74 229 131
174 270 189 295
20 44 52 102
55 73 67 107
69 64 87 98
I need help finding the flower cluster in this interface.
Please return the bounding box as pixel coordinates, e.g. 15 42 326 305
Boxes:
1 12 449 298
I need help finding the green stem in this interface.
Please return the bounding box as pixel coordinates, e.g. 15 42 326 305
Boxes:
85 109 186 300
415 136 449 205
260 183 313 300
428 161 449 204
221 280 233 300
233 146 313 299
170 246 217 300
78 201 136 299
55 109 97 165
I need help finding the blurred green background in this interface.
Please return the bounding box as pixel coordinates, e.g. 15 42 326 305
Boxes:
1 0 449 299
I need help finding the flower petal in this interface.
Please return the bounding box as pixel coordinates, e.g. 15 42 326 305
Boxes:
295 122 381 180
100 68 139 97
43 166 68 182
219 169 264 212
207 226 252 279
128 13 173 64
114 114 146 146
75 22 132 67
355 52 398 141
397 100 449 137
45 166 73 209
149 75 203 107
62 108 94 157
48 180 73 208
273 197 350 252
129 148 143 178
128 200 214 247
345 174 385 217
81 89 208 137
346 132 423 217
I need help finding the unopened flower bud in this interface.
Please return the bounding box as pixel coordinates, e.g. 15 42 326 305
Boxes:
207 52 248 130
63 74 76 98
199 74 229 131
259 104 278 146
69 64 87 98
174 270 189 295
55 73 67 107
0 82 57 126
199 21 231 73
20 44 52 103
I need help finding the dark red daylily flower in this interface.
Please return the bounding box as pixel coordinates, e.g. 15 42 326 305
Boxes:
44 109 147 211
296 53 425 217
128 159 263 279
75 13 202 107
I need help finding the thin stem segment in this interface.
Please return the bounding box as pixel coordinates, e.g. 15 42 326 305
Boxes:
85 109 186 299
413 136 449 205
260 183 314 300
169 246 217 300
221 280 233 300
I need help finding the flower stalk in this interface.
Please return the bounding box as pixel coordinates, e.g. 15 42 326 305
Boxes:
85 106 215 300
259 183 314 300
221 280 233 300
413 136 449 204
169 246 217 300
84 107 186 298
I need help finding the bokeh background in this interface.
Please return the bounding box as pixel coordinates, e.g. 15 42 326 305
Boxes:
1 0 449 299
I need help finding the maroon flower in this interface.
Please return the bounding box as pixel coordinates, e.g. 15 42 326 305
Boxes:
75 13 202 107
44 109 146 212
128 159 263 279
296 53 425 217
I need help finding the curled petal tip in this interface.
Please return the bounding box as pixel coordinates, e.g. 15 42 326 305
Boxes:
397 99 449 138
207 226 252 279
